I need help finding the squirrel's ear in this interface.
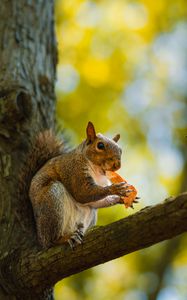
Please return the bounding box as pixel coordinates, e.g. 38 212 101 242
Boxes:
113 134 120 143
86 122 96 143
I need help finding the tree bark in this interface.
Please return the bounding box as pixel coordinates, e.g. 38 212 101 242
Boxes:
0 0 56 299
0 192 187 299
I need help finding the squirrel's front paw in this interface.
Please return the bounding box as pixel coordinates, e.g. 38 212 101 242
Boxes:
109 182 132 197
67 223 84 250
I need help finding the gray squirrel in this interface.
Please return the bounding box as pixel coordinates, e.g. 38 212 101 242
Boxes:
23 122 132 248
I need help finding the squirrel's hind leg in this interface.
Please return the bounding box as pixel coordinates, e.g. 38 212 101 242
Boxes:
31 181 65 248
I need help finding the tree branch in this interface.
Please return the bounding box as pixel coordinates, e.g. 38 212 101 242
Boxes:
4 192 187 298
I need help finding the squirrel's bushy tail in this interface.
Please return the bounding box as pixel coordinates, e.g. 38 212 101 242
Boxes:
18 130 66 206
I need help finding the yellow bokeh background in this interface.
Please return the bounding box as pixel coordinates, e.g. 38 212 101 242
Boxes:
54 0 187 299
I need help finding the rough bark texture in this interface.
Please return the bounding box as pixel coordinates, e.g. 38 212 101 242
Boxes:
0 0 56 299
0 192 187 299
0 1 187 300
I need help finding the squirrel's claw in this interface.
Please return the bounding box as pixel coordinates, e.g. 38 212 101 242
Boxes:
67 224 84 250
67 235 82 250
133 200 139 203
133 196 140 204
67 239 75 250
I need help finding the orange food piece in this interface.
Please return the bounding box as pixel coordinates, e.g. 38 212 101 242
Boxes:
106 171 137 208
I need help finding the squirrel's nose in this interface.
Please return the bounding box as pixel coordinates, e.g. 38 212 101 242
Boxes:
113 160 121 170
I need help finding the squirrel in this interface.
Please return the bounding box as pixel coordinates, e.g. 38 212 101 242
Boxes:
21 122 131 249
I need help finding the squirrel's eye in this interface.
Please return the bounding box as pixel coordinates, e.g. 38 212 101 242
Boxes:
97 142 105 150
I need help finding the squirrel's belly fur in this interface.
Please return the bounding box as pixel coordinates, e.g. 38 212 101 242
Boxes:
59 184 97 236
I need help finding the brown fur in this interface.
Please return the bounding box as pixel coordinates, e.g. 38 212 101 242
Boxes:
22 123 128 248
18 130 66 208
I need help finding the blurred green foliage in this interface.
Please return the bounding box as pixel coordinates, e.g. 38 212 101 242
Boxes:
54 0 187 299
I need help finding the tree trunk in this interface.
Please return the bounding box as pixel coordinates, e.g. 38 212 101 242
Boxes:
0 0 56 298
